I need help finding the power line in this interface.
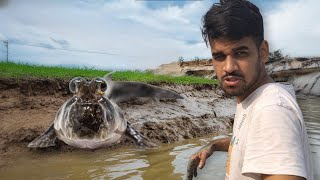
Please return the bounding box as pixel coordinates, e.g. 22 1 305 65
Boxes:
9 41 120 56
0 39 151 58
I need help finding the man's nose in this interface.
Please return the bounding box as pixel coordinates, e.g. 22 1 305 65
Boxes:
223 55 238 73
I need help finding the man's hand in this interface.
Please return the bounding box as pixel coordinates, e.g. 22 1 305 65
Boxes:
186 136 231 180
186 147 212 180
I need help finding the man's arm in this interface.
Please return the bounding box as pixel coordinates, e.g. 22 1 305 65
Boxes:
262 174 306 180
186 136 230 180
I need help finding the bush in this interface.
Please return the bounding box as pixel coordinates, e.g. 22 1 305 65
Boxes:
178 56 184 66
268 49 288 63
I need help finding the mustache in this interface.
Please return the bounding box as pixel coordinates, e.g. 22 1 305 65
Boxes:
221 71 244 81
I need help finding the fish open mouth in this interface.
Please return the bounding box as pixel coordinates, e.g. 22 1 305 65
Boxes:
69 103 106 139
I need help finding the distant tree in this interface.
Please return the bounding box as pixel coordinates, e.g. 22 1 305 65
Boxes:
194 56 200 65
178 56 184 66
268 49 288 63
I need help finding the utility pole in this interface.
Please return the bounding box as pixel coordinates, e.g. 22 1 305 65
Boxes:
5 40 8 62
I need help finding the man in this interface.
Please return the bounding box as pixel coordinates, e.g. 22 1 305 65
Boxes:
187 0 313 180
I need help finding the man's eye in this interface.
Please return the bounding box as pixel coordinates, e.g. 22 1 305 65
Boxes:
235 51 248 57
213 55 225 61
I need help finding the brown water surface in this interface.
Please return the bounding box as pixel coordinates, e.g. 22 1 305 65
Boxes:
298 96 320 180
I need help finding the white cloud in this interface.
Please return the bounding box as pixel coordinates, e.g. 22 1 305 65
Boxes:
1 0 317 70
0 0 212 69
265 0 320 57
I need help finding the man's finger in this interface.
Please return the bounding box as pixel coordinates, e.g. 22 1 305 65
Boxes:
186 158 195 179
187 157 196 172
186 155 200 180
198 152 209 169
187 163 196 179
186 169 193 180
194 164 198 177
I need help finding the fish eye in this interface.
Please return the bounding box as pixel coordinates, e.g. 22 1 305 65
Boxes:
69 77 85 94
95 78 107 92
100 81 107 92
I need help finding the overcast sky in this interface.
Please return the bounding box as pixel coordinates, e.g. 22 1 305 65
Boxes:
0 0 319 70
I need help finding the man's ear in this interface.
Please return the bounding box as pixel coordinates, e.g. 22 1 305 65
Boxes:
259 40 269 64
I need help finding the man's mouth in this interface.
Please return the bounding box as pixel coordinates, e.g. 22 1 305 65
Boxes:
223 76 242 86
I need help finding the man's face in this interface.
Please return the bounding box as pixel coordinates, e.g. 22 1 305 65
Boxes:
210 37 265 97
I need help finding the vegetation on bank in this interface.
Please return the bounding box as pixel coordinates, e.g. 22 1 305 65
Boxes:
268 49 288 63
0 62 217 85
177 49 289 64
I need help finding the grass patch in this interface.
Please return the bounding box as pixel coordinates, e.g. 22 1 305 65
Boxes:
0 61 217 85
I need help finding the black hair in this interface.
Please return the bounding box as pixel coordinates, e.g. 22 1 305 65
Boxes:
202 0 264 47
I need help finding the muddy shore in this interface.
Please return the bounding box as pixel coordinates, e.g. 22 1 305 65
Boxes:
0 78 235 167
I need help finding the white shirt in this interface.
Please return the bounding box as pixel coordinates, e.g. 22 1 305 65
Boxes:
225 83 313 180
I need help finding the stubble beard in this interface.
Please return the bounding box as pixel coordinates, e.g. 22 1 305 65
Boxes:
219 61 262 97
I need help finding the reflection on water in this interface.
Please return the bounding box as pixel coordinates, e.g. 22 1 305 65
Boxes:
297 96 320 180
0 97 319 180
0 135 217 180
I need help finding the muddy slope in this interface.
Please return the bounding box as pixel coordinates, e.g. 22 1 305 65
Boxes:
0 78 235 166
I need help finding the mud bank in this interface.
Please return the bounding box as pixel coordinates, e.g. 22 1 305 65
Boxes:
0 78 235 167
152 57 320 96
266 58 320 96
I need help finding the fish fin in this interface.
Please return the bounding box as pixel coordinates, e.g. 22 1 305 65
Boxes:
27 124 57 148
125 122 158 148
103 71 115 82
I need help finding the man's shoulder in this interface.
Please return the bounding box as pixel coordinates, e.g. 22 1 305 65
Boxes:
253 83 298 111
247 83 304 129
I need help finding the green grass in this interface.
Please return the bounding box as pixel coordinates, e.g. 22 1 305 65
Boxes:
0 61 217 85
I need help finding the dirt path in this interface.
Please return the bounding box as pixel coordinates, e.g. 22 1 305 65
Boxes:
0 78 235 167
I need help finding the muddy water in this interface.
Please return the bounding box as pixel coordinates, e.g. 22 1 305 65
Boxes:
298 96 320 180
0 134 224 180
0 96 319 180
